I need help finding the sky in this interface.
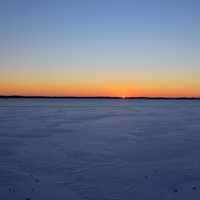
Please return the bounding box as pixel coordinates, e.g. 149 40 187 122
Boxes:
0 0 200 97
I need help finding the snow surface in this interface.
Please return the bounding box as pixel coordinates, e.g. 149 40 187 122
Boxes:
1 99 200 200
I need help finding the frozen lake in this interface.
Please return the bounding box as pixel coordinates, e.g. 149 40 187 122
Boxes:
1 99 200 200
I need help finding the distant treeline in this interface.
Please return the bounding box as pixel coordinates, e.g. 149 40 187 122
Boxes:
0 95 200 100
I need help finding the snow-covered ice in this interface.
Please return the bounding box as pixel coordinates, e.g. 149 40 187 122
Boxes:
1 99 200 200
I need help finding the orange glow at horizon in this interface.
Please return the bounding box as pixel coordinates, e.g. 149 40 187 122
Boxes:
0 81 199 97
0 66 200 97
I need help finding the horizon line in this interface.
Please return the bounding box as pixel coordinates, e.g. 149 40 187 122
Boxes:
0 95 200 100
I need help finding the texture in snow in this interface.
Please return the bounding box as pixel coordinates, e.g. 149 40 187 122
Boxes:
1 99 200 200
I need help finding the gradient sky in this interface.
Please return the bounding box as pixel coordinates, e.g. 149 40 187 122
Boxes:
0 0 200 97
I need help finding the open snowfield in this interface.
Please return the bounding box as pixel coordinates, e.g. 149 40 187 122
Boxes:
1 99 200 200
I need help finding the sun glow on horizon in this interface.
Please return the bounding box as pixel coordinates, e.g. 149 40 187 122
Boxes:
121 95 127 99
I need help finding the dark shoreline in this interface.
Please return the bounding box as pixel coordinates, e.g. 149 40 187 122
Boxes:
0 95 200 100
